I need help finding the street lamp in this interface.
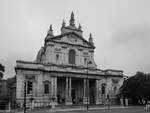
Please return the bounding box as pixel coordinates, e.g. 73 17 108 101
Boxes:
86 60 92 110
24 82 26 113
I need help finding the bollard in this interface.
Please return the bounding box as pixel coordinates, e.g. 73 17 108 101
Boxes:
125 98 128 106
120 98 124 106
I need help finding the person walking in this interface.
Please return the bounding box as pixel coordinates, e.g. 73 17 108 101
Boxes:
106 94 110 109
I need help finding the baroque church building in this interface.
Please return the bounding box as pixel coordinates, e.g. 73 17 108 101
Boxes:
15 12 124 107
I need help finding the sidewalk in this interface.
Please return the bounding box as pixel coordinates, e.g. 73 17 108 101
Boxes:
13 105 130 113
55 106 129 112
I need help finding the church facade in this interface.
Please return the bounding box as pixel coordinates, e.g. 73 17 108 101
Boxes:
15 12 124 107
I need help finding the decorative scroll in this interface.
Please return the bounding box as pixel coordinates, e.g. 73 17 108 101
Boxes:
51 77 57 97
68 35 77 43
112 79 119 84
54 48 61 53
25 75 35 81
83 52 89 57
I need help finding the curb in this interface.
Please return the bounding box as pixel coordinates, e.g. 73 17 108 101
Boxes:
14 106 131 113
52 106 130 112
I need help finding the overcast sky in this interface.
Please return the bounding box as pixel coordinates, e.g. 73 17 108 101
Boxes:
0 0 150 78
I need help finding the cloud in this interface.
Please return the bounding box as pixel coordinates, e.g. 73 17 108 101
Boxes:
107 25 150 75
112 25 150 48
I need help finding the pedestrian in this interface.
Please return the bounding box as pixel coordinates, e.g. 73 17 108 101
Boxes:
106 94 110 109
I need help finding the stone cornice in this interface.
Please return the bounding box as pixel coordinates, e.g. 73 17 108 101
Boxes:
47 40 94 49
45 32 95 49
15 60 124 77
62 26 83 32
105 69 123 72
15 66 123 78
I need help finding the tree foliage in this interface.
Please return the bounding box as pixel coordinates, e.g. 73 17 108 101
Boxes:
0 63 5 79
120 71 150 105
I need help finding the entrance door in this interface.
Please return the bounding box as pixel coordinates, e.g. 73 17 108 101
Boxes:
89 79 96 104
71 89 76 104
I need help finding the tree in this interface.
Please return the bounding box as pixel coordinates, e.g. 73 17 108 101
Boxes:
0 63 5 79
120 71 150 105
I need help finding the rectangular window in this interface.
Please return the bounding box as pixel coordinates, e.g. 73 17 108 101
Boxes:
27 81 33 94
101 85 105 94
44 84 49 94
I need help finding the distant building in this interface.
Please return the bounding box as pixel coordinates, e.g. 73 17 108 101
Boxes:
0 77 16 109
7 76 16 108
0 80 8 109
0 80 7 98
15 12 124 107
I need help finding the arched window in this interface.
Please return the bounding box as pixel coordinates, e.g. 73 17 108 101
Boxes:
27 81 33 94
68 49 76 64
101 84 106 94
43 81 50 94
113 86 117 94
84 58 87 65
56 54 59 63
44 83 49 94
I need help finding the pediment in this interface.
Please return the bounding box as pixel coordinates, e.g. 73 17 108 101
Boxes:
52 32 94 48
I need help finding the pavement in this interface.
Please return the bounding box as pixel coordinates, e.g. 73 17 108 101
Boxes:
8 105 131 113
53 106 129 112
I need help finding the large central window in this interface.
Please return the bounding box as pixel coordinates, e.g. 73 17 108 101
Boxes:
43 81 50 94
44 83 49 94
68 49 76 65
101 83 106 94
27 81 33 94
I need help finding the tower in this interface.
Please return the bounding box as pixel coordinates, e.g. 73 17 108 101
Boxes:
89 33 94 45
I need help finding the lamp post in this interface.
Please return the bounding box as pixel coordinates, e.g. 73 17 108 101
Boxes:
86 60 92 110
24 82 26 113
29 93 34 109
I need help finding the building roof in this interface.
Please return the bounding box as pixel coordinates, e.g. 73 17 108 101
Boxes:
15 60 124 78
45 31 95 49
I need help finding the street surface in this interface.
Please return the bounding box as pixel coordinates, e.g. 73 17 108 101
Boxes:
10 106 147 113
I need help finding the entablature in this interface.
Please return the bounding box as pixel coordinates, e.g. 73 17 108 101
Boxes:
16 60 123 78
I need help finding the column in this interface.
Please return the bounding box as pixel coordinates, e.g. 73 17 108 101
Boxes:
65 77 72 105
50 46 54 63
69 78 72 98
83 79 86 98
66 77 68 98
125 98 128 106
68 77 72 105
62 48 65 64
54 77 57 105
87 79 89 104
65 77 69 105
96 79 101 104
83 78 88 104
65 48 67 64
120 98 124 106
51 77 54 97
54 77 57 99
51 77 57 105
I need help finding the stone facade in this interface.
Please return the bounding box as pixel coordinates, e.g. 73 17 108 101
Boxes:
15 12 124 107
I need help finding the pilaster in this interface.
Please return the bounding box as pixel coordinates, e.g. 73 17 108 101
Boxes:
51 77 57 105
96 79 102 105
65 77 72 105
69 78 72 98
83 79 89 104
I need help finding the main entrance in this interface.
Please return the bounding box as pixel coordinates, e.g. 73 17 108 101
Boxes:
57 77 96 105
71 78 84 104
71 88 76 104
89 79 96 104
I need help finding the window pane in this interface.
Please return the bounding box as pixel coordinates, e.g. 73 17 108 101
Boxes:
56 54 59 63
69 50 75 64
44 84 49 94
27 81 33 94
101 85 105 94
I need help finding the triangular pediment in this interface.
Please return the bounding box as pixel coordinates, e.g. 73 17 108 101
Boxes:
51 32 95 48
